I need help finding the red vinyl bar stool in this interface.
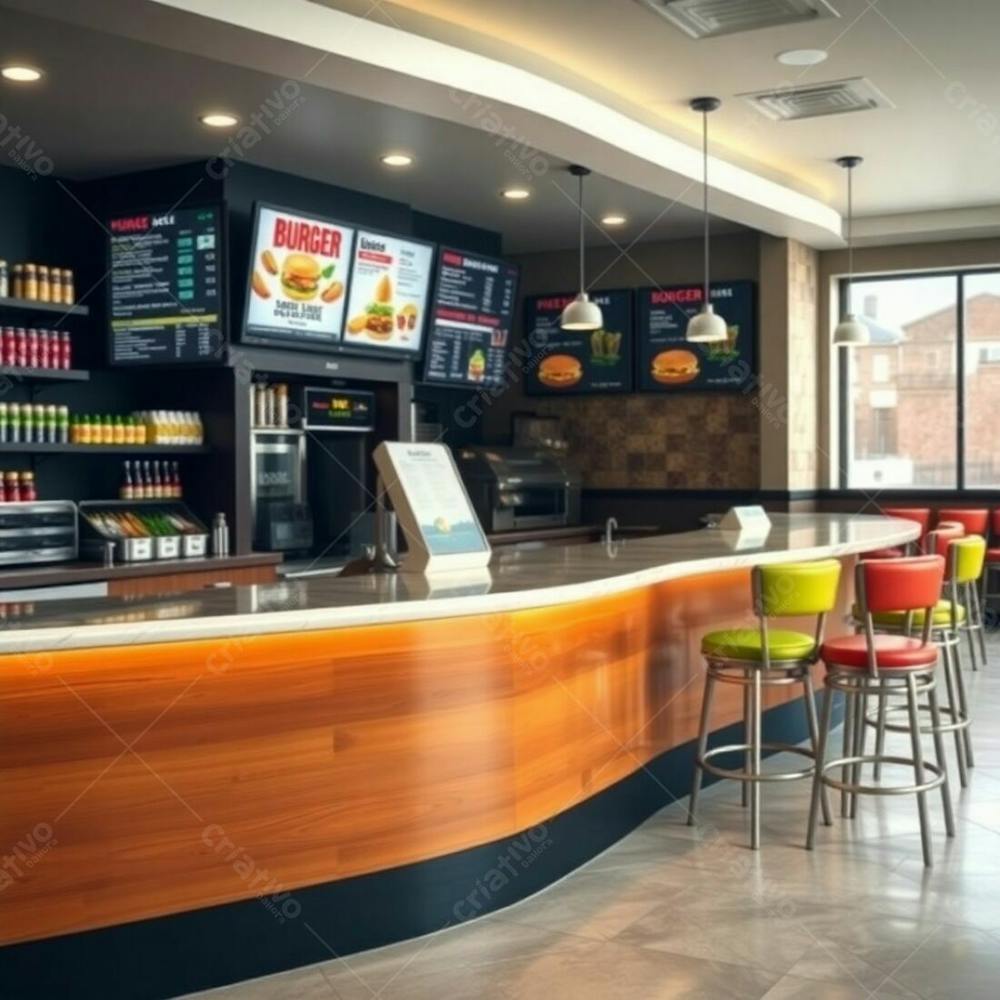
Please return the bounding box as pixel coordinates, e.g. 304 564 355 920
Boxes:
863 533 983 790
863 507 932 559
807 556 955 868
689 559 841 850
981 508 1000 614
936 508 989 536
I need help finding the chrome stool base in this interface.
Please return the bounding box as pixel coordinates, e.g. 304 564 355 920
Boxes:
689 658 831 851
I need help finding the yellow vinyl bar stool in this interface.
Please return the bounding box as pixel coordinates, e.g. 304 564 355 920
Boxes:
688 559 842 849
865 534 985 789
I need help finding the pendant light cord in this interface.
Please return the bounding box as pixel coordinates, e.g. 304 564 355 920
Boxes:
846 164 854 287
578 171 585 294
702 109 710 309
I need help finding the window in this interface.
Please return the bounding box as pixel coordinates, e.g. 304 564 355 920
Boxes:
964 272 1000 488
840 269 1000 490
841 274 957 488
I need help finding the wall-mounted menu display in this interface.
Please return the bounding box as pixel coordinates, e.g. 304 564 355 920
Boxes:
422 248 519 388
524 289 633 395
242 203 355 350
637 281 756 393
342 230 434 358
109 205 224 365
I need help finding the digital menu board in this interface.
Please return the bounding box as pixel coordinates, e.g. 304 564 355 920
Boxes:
637 281 756 393
242 203 355 350
109 204 224 364
422 248 519 388
524 289 633 395
342 229 434 357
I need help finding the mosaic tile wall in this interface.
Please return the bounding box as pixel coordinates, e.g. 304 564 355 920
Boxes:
532 394 760 489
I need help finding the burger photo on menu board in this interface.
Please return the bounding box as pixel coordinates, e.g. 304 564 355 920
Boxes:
244 205 354 344
343 230 434 354
537 353 583 389
651 348 700 384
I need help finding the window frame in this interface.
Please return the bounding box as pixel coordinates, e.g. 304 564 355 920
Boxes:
838 266 1000 491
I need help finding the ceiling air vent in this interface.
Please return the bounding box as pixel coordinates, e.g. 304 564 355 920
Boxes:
634 0 840 39
738 77 894 121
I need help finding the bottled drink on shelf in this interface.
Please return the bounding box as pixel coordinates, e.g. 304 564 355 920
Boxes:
120 460 134 500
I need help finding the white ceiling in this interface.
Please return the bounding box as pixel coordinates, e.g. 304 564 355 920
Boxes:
2 0 998 250
316 0 1000 220
0 2 740 253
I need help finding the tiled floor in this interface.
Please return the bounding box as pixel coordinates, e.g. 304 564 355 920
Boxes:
190 637 1000 1000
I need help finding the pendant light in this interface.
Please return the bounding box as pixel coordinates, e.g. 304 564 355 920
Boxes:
832 155 869 347
560 165 603 331
686 97 727 344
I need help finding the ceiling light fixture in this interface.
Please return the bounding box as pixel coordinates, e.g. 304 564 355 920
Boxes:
832 155 869 347
199 112 239 129
1 65 42 83
601 214 627 227
776 48 828 66
381 153 413 167
686 97 727 344
560 165 603 332
500 187 531 200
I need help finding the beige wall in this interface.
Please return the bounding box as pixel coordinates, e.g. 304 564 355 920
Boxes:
483 233 763 489
817 237 1000 487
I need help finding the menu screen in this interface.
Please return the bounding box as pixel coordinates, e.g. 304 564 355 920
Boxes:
524 289 633 395
342 230 434 357
242 204 355 349
422 248 519 388
302 387 375 431
109 205 224 364
637 281 756 392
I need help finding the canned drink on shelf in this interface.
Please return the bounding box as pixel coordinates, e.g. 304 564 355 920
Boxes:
61 330 72 370
8 402 19 443
2 327 15 367
27 328 39 369
15 327 27 368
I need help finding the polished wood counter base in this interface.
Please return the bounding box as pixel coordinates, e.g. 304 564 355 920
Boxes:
0 558 855 948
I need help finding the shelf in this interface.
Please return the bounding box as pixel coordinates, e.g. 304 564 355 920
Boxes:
0 444 210 455
0 296 89 317
0 366 90 382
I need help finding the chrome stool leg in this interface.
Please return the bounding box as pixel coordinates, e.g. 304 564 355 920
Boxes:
964 582 980 672
806 683 834 850
941 642 969 787
750 667 762 850
850 688 868 819
687 670 716 825
802 670 832 826
873 684 888 782
905 673 933 867
741 669 751 809
841 682 856 818
951 644 975 768
970 582 990 669
927 681 956 838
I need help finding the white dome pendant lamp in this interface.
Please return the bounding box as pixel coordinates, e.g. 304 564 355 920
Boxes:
560 165 604 331
833 155 870 347
686 97 727 344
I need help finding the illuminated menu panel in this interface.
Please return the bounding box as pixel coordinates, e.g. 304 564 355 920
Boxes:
109 205 224 364
422 248 519 388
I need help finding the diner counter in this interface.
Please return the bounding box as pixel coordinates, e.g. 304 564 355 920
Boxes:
0 511 919 998
0 513 917 654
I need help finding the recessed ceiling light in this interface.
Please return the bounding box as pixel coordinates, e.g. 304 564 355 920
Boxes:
199 112 239 129
776 48 828 67
380 152 414 167
601 214 627 226
501 187 531 200
1 65 43 83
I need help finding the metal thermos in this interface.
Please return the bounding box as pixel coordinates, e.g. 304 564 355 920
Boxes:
211 512 230 557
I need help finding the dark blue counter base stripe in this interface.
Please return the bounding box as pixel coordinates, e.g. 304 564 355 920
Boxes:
0 696 836 1000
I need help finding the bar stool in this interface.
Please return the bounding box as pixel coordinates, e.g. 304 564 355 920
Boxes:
864 507 931 559
807 555 955 868
937 508 989 536
689 559 841 849
982 508 1000 614
862 533 983 789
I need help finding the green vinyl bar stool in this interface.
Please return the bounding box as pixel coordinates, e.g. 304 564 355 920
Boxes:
688 559 842 849
864 534 985 790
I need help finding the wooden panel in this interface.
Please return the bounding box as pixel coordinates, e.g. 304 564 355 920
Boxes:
0 560 854 945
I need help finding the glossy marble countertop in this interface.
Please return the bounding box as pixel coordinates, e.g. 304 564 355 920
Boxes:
0 513 918 655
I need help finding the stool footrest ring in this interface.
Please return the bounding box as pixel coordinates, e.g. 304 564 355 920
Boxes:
863 703 969 736
819 754 945 796
698 741 816 783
